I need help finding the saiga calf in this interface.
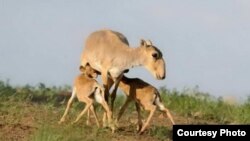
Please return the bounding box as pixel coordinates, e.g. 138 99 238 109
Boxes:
115 76 175 134
58 64 115 132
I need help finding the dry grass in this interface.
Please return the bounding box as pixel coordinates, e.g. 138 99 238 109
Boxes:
0 81 249 141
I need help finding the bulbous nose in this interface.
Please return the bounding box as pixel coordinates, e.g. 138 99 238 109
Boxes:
156 74 165 80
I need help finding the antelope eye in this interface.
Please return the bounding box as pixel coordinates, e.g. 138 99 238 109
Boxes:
152 53 158 59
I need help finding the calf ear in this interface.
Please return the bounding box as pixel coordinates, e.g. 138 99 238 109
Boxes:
79 65 85 72
140 39 146 47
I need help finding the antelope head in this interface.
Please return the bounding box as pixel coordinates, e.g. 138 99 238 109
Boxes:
140 39 166 80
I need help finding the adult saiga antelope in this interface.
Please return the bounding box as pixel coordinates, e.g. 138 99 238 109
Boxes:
58 64 115 132
115 75 175 134
80 29 166 125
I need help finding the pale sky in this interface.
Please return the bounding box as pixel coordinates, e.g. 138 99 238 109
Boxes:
0 0 250 100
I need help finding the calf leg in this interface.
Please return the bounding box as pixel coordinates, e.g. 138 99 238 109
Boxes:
160 107 175 125
156 97 175 125
95 84 115 132
135 102 143 132
99 99 115 132
89 105 100 127
59 87 77 124
72 99 93 124
139 105 156 134
116 98 131 123
86 109 90 125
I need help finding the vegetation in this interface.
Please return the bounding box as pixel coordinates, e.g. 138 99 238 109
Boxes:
0 80 249 141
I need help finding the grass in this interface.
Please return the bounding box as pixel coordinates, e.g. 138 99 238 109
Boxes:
159 86 250 124
0 80 250 141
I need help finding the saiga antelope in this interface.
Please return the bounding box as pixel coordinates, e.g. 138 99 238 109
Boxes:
80 29 166 125
58 64 115 132
115 76 175 134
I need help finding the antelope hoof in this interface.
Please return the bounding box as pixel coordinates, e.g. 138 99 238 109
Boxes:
114 119 119 128
86 120 90 126
71 120 78 125
136 124 142 132
58 119 65 124
138 130 144 135
110 125 116 133
103 121 108 128
109 122 116 133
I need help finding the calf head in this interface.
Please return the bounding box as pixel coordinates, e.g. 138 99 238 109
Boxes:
79 64 99 78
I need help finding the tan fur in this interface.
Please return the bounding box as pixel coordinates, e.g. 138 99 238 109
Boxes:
81 29 166 80
115 76 175 134
80 29 166 122
58 65 115 132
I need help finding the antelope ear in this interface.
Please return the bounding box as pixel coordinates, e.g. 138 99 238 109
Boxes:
146 40 153 46
79 65 85 72
140 39 146 47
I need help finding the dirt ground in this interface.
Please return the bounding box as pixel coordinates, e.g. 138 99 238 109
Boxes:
0 101 217 141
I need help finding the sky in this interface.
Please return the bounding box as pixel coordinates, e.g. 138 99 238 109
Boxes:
0 0 250 100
